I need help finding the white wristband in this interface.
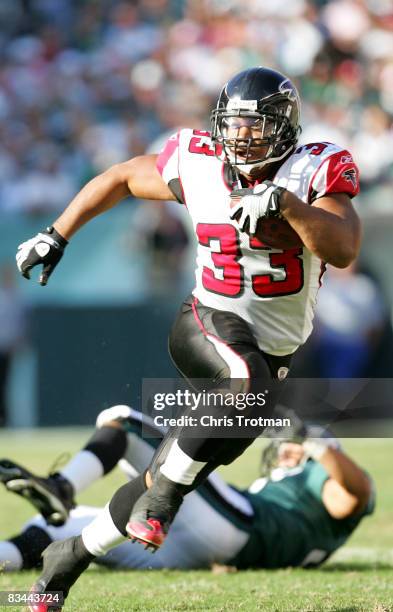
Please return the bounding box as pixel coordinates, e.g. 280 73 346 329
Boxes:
303 439 329 461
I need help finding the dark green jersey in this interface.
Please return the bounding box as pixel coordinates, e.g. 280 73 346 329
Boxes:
230 461 375 569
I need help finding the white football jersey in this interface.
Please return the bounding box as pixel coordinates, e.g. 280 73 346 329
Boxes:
157 130 359 356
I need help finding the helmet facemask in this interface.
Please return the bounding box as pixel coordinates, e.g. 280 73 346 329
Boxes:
211 97 300 175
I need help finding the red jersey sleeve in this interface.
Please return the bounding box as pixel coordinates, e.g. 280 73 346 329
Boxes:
310 150 360 202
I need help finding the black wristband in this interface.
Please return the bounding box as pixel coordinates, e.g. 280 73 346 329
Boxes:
45 226 68 247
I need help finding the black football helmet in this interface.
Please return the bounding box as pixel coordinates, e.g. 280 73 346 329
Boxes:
211 66 301 175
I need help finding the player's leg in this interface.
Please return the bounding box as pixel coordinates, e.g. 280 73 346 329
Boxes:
68 411 168 561
27 414 166 609
101 472 254 571
28 414 254 609
1 422 169 575
127 296 291 548
0 527 51 572
0 404 130 525
0 506 102 572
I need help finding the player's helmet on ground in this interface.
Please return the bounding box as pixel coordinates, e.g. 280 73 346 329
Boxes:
260 423 342 478
211 66 301 175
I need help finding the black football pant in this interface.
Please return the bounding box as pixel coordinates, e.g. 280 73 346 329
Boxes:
148 295 293 491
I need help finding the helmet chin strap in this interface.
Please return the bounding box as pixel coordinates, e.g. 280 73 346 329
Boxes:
231 144 295 177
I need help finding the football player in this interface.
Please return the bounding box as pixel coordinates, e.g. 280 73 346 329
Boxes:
0 406 374 576
15 66 361 609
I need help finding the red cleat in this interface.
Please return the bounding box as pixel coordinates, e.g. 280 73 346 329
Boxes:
28 601 61 612
125 473 184 552
27 587 62 612
126 517 166 551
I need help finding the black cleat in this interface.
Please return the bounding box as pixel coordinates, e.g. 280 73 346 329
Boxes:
29 536 94 611
0 459 75 526
126 472 183 551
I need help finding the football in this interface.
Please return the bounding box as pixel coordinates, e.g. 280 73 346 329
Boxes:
253 217 303 250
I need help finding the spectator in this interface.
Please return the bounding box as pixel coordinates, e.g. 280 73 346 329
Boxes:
306 263 389 377
127 201 190 296
0 0 391 216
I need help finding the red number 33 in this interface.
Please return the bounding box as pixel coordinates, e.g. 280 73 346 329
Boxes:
196 224 304 298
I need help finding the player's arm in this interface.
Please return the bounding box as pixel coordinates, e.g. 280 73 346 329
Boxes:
54 154 175 240
279 191 361 269
304 442 372 519
16 155 176 285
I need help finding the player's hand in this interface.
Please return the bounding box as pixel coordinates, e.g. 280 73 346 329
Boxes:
302 425 342 461
16 226 68 286
229 181 285 234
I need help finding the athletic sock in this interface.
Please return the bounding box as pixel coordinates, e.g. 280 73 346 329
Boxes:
159 440 207 485
164 435 257 493
109 473 147 534
82 504 125 557
60 425 128 494
82 474 147 555
158 430 255 489
83 425 128 474
59 450 103 494
8 526 52 570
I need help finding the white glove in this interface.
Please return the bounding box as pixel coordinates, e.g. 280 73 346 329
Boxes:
229 181 285 234
302 439 330 461
16 226 68 286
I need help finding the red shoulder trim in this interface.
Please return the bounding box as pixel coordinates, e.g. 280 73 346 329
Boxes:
156 132 180 177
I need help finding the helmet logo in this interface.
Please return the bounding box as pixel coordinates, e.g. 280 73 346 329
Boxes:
342 168 358 189
227 98 258 111
278 79 298 102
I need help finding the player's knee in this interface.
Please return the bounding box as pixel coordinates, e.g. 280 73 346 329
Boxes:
95 405 133 429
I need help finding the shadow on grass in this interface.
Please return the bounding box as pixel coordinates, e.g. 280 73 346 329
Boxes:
331 608 369 612
321 561 393 572
84 563 393 574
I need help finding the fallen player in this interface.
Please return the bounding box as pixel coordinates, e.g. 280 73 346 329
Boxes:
0 406 374 578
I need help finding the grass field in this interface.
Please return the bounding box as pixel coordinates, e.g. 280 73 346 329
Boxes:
0 430 392 611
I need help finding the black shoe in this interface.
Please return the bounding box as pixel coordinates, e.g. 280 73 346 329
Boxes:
29 536 94 611
0 459 75 526
126 472 183 551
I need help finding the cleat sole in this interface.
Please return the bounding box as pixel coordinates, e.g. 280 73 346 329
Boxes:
128 535 159 552
126 528 161 552
3 478 68 526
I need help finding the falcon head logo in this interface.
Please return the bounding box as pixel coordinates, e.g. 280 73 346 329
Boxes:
342 168 357 189
278 79 298 102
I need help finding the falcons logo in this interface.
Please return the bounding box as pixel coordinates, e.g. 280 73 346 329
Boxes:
342 168 357 188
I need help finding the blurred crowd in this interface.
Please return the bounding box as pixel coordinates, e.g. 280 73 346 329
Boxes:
0 0 392 216
1 0 393 426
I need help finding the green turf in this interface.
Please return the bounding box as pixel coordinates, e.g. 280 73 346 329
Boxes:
0 431 392 611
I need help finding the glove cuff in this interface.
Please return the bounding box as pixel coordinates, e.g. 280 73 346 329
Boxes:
45 226 68 247
267 186 286 218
